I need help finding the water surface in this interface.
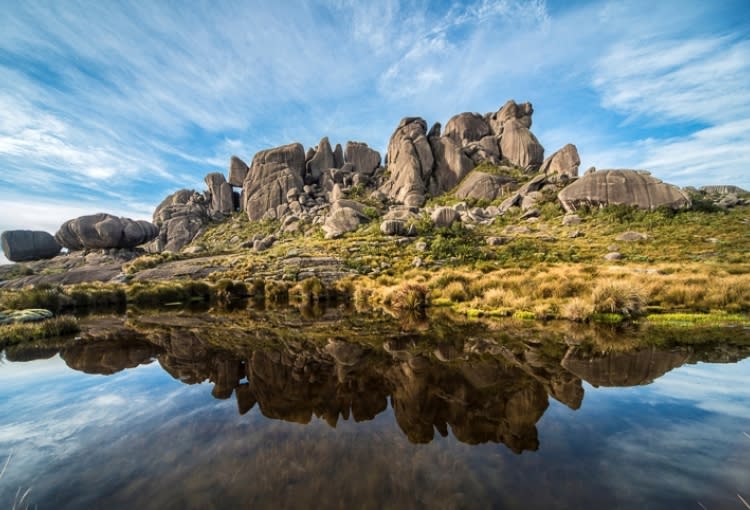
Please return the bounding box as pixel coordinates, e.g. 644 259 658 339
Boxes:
1 311 749 509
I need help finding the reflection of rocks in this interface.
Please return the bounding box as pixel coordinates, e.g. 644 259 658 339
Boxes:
43 315 750 455
561 346 691 387
60 334 160 375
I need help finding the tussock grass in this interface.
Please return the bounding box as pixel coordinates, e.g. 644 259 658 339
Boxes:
0 315 79 347
126 281 212 306
591 281 645 318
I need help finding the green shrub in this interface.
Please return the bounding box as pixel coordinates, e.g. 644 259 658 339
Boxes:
214 279 248 302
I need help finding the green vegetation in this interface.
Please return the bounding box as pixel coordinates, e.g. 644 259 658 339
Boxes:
0 315 79 348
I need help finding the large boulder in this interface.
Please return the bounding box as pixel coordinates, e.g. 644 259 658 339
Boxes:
486 100 534 133
539 144 580 179
443 112 492 146
499 119 544 170
558 170 691 212
484 100 544 170
431 207 460 228
150 189 210 252
322 206 367 239
427 135 475 195
1 230 61 262
344 141 381 176
56 213 159 250
243 143 306 221
205 172 234 218
380 117 434 207
454 171 515 201
228 156 249 187
307 137 336 182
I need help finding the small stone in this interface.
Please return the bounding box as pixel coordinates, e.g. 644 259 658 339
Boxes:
616 231 648 242
486 236 509 246
415 241 428 252
604 252 623 261
562 214 581 226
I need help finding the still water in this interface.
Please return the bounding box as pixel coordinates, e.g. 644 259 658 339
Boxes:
1 310 749 509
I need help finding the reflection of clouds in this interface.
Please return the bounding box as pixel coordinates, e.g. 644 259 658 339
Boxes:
591 359 750 506
644 361 750 420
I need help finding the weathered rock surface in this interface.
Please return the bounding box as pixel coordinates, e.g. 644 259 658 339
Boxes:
380 219 407 236
380 117 434 207
558 170 691 212
427 135 475 195
344 142 380 176
308 137 336 182
500 119 544 170
1 230 61 262
322 206 367 239
443 112 492 146
151 189 210 252
55 213 158 251
539 144 580 179
243 143 306 221
562 347 690 387
228 156 249 187
454 171 514 201
205 172 234 217
431 207 460 228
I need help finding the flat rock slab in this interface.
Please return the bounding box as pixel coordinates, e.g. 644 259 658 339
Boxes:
131 257 228 281
1 263 124 289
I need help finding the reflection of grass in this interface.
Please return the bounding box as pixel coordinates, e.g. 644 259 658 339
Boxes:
1 451 34 510
645 312 750 327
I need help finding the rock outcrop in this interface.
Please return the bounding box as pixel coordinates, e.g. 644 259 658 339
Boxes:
205 172 234 218
344 142 380 176
228 156 249 187
243 143 306 221
380 117 434 207
443 112 492 147
539 144 580 179
557 170 691 212
55 213 159 251
151 189 210 252
380 100 544 206
454 171 515 201
307 137 336 182
1 230 61 262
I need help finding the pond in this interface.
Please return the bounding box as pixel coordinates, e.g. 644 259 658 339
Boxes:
1 308 749 509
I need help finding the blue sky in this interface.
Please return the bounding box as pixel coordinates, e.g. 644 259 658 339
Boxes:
1 0 749 262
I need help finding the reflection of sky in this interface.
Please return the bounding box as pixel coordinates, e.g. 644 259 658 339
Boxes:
1 355 749 509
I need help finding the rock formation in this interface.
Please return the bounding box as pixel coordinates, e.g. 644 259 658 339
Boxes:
150 189 210 252
228 156 249 187
539 144 580 179
380 117 435 207
1 230 61 262
344 141 380 176
205 172 234 218
243 143 306 221
307 137 336 183
557 169 691 212
55 213 159 251
454 171 515 201
380 100 546 206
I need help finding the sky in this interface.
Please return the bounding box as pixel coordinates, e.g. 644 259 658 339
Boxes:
1 0 749 263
